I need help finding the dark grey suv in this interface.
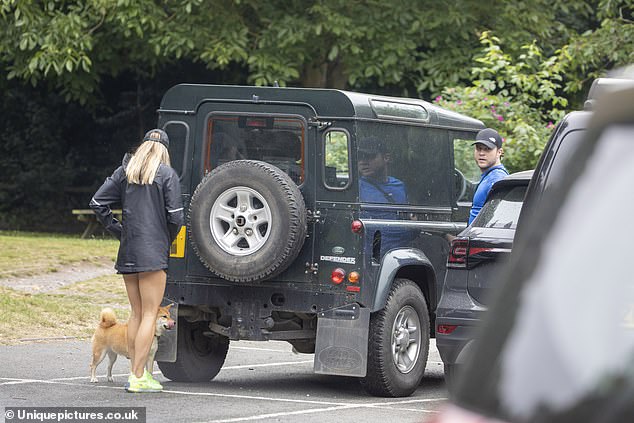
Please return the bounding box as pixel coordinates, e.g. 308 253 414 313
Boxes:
436 170 532 385
434 76 634 398
152 84 486 397
432 74 634 423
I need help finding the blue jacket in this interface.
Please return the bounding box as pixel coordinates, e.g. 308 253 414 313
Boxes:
469 164 508 224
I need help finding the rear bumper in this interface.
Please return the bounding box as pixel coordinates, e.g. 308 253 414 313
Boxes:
435 287 487 365
435 317 479 365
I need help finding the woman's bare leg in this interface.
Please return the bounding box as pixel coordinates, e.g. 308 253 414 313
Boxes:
123 274 141 371
131 270 166 378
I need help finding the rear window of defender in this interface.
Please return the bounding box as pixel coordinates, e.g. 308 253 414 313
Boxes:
205 115 305 185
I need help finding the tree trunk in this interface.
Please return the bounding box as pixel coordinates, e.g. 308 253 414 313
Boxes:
301 59 348 89
301 62 328 88
326 59 347 89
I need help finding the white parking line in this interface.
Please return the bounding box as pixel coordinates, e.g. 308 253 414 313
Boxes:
0 376 447 421
230 346 291 353
199 397 447 422
0 359 313 385
223 360 313 370
200 404 359 423
0 376 446 403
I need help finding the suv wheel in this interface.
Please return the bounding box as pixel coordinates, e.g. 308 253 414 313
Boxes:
361 278 429 397
157 318 229 382
189 160 307 282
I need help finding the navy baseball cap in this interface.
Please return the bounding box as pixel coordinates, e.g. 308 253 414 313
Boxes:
473 128 503 149
143 128 169 148
359 136 388 154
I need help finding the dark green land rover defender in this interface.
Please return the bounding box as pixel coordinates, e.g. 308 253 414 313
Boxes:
156 84 484 397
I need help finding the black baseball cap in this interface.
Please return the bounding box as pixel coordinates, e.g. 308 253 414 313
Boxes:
473 128 503 149
143 128 170 148
359 136 387 154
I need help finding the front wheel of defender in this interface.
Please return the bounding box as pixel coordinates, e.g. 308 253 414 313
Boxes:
361 278 430 397
157 318 229 382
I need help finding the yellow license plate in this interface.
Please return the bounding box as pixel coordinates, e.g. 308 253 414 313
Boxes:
169 226 186 258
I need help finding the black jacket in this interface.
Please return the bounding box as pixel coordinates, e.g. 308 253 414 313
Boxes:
90 155 184 273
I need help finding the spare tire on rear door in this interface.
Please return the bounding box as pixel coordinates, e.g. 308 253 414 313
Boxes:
189 160 307 282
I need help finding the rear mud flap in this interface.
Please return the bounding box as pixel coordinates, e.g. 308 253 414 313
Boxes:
314 303 369 377
155 299 178 363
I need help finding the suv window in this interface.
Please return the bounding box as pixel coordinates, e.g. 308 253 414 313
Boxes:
206 115 305 184
164 121 189 177
324 130 350 189
357 124 451 206
541 129 586 196
472 185 527 229
453 137 482 203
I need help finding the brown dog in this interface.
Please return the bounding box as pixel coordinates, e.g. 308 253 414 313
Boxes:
90 304 175 383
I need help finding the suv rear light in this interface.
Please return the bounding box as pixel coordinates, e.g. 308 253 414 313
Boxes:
448 238 498 269
447 237 469 268
437 324 458 334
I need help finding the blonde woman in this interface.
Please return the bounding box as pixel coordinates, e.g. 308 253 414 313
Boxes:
90 129 183 393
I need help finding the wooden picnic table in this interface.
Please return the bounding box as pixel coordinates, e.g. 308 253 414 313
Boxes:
72 209 122 239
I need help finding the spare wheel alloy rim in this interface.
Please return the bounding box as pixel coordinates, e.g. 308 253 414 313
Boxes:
391 305 421 373
209 186 272 256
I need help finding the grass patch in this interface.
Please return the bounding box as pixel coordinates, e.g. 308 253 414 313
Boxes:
0 231 118 278
0 274 129 344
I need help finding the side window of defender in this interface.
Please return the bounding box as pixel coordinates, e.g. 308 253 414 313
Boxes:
163 121 189 177
357 124 451 207
324 130 350 189
453 136 481 204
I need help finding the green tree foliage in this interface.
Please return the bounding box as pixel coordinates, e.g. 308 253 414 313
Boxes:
0 0 631 230
325 131 349 176
0 0 588 102
560 0 634 93
0 0 250 103
435 32 569 173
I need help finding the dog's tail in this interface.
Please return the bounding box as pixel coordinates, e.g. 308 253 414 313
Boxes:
99 308 118 328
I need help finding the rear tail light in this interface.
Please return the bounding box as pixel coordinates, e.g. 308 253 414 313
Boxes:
448 238 497 269
437 324 458 334
447 237 469 268
351 220 363 233
331 268 346 284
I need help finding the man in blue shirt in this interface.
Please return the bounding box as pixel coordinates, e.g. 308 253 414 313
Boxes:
358 136 410 253
469 128 509 224
358 136 408 207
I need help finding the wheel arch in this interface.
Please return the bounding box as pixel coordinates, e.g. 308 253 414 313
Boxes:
394 265 437 312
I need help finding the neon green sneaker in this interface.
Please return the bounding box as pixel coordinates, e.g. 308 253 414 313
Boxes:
143 369 163 391
124 373 134 390
125 372 162 393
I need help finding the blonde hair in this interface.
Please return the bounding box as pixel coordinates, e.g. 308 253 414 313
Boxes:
125 141 171 185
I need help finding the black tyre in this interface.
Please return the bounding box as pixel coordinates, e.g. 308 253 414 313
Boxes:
189 160 307 282
157 318 229 382
361 278 430 397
